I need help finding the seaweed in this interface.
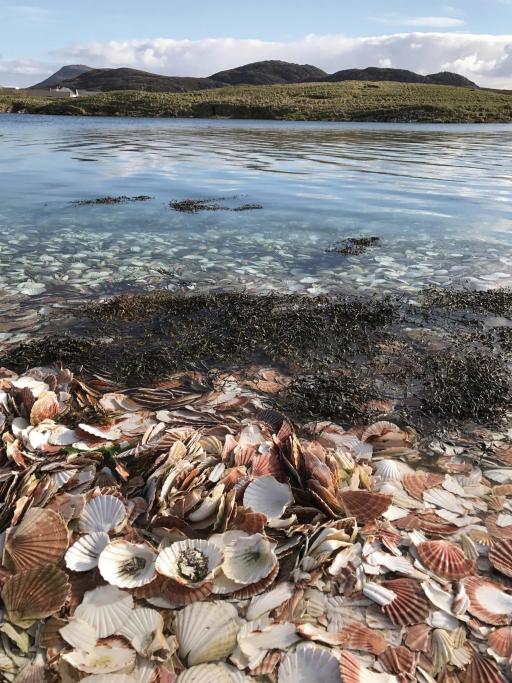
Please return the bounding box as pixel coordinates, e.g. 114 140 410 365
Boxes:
421 286 512 316
0 336 98 371
169 197 262 213
71 195 153 206
326 236 380 255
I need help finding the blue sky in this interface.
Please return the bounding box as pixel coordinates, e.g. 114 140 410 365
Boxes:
1 0 511 86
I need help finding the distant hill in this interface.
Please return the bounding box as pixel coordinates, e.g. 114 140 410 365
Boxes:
29 65 93 89
61 67 221 93
210 60 327 85
328 67 478 88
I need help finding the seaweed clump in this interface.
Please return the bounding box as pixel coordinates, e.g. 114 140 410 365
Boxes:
170 197 262 213
421 287 512 316
420 349 510 422
71 195 153 206
326 236 380 255
0 336 99 371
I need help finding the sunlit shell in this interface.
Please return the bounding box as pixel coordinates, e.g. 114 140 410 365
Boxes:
156 539 222 587
464 652 506 683
246 582 294 621
489 540 512 578
230 561 279 600
380 579 430 626
417 540 474 579
75 585 134 638
339 651 400 682
81 676 137 683
339 622 387 656
223 533 277 585
188 484 225 522
118 607 169 661
339 491 392 523
79 495 127 533
488 626 512 657
402 472 445 500
278 644 341 683
63 644 136 674
65 532 110 572
4 507 68 572
177 663 246 682
98 540 157 588
174 601 238 666
1 565 70 628
60 618 98 651
30 391 60 425
463 576 512 625
372 459 413 482
243 475 293 519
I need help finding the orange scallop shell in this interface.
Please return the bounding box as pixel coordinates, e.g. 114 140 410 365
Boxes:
339 490 392 523
463 576 512 626
380 578 430 626
339 622 387 656
402 472 445 500
379 646 417 676
1 565 70 628
489 539 512 578
404 624 431 653
4 507 68 572
486 515 512 541
463 653 506 683
417 540 475 579
488 626 512 658
30 391 60 426
339 652 369 683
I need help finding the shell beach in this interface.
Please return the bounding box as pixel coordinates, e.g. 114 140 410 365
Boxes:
1 359 512 683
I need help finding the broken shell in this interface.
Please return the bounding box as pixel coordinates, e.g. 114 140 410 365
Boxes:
98 540 157 588
279 644 341 683
60 618 98 651
1 564 70 628
464 652 505 683
339 651 400 682
156 539 222 587
463 576 512 625
79 495 127 533
246 582 294 621
174 601 238 666
65 532 110 572
118 607 170 661
402 472 445 500
222 533 277 585
380 579 430 626
4 507 68 572
75 585 134 638
30 390 60 425
372 459 413 482
417 540 474 579
339 491 392 523
62 644 136 674
243 475 293 519
488 626 512 657
489 539 512 578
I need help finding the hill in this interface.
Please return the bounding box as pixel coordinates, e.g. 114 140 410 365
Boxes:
210 60 327 85
3 81 511 123
29 65 93 89
328 67 478 87
61 67 221 92
426 71 478 87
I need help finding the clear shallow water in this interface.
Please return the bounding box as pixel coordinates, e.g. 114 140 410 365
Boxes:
1 114 512 344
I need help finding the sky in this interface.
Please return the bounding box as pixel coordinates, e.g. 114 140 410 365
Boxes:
1 0 511 87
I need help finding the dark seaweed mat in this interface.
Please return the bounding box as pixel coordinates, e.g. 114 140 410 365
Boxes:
71 195 153 206
326 236 380 255
421 286 512 316
169 197 263 213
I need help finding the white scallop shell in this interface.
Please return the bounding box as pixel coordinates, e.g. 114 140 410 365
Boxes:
238 618 299 670
174 601 238 666
373 459 413 482
81 676 137 683
156 538 223 587
279 644 341 683
188 484 225 522
222 533 277 586
98 540 156 588
246 582 294 621
118 607 169 660
177 663 247 683
362 582 396 606
243 476 293 519
60 619 98 651
79 495 126 533
65 533 110 572
62 644 136 674
75 585 134 639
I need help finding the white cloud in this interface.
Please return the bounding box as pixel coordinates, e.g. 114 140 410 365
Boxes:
375 16 466 28
2 32 512 88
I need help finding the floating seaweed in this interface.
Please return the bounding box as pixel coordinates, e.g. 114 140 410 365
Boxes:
169 196 263 212
325 236 380 255
71 195 153 206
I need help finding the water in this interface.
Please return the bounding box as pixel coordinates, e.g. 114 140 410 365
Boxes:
1 114 512 344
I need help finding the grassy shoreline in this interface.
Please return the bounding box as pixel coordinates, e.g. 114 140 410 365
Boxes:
1 80 512 122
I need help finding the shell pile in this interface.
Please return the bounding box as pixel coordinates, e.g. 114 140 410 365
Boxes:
1 364 512 682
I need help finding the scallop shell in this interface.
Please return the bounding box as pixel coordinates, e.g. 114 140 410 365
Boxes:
81 676 137 683
463 576 512 625
380 579 430 626
339 622 387 655
404 623 431 653
246 582 294 621
74 585 134 638
402 472 445 500
156 539 222 587
174 601 238 666
222 533 277 585
464 652 506 683
79 495 127 533
379 646 417 677
30 391 59 425
278 644 341 683
98 540 157 588
65 533 110 572
188 484 225 522
486 514 512 540
339 491 392 523
1 565 70 628
118 607 170 661
63 644 136 674
60 618 98 651
229 561 279 600
4 507 68 572
489 539 512 578
340 651 400 682
177 663 246 682
243 475 293 519
372 459 413 482
488 626 512 657
417 540 474 579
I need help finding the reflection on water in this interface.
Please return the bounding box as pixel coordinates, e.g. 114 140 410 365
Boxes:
0 114 512 345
